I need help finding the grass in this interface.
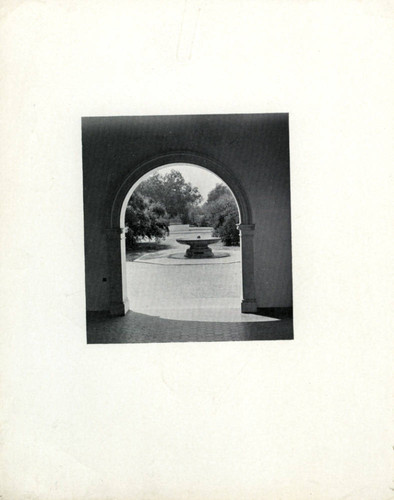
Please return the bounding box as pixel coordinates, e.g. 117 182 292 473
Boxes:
126 241 172 262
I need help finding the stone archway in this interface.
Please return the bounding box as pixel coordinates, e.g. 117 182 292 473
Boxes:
107 152 258 316
82 114 292 319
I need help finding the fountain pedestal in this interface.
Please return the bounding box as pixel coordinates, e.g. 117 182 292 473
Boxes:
176 235 220 258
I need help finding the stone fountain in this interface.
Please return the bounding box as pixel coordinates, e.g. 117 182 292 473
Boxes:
176 235 220 258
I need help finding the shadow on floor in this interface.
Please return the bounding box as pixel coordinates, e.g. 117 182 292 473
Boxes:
86 311 293 344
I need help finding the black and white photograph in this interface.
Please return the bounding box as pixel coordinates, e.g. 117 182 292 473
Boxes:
83 113 293 343
1 1 393 499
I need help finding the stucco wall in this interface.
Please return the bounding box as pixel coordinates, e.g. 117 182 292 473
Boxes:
82 114 292 312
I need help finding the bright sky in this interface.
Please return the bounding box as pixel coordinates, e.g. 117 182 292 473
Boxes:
155 163 224 202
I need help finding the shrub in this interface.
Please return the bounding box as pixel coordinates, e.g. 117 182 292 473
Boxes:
125 192 169 248
202 184 240 246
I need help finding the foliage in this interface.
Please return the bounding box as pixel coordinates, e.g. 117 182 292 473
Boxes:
187 205 211 227
200 184 240 246
125 192 169 248
135 169 202 222
125 173 239 248
206 183 232 203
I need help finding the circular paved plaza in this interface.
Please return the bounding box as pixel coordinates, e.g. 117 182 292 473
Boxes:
127 225 275 323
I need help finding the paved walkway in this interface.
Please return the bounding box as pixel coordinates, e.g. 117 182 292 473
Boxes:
87 225 293 343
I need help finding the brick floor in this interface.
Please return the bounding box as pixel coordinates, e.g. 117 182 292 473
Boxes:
87 312 293 344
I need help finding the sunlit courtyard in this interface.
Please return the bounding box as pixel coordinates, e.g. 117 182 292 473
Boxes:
87 223 293 344
127 224 275 323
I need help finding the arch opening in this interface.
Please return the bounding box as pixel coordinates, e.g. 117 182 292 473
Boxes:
121 162 243 229
108 153 257 317
110 153 253 230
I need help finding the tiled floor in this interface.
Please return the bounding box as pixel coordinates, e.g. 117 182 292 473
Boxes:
87 311 293 343
87 225 293 344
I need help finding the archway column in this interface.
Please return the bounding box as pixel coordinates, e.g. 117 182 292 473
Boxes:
238 223 258 313
107 227 130 316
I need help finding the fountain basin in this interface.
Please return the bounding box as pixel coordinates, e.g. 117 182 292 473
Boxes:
176 236 220 258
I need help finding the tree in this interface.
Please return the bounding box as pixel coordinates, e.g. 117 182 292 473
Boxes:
125 192 169 248
135 169 202 222
201 184 240 246
187 204 211 227
206 183 231 203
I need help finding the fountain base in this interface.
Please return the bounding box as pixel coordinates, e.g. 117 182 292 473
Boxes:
176 236 221 259
185 246 214 258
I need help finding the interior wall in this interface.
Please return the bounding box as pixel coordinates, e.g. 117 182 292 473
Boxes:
82 113 292 311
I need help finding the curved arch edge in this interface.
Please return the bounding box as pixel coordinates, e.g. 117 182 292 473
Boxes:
110 152 253 229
